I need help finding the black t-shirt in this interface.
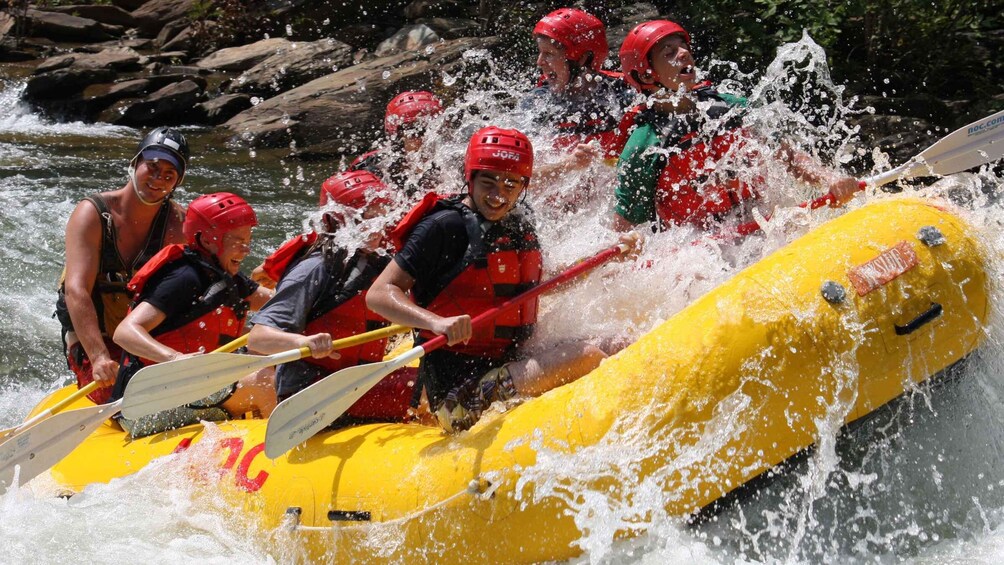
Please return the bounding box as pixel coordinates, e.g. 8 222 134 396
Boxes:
393 206 473 307
138 254 257 335
393 200 534 407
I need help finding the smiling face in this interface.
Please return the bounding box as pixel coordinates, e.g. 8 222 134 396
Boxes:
647 33 698 93
205 225 252 276
466 170 527 222
133 158 180 203
535 36 572 93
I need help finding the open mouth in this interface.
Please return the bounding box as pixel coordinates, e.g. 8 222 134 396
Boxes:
679 65 696 79
485 193 509 210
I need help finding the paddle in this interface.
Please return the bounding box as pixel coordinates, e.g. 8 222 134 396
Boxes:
735 108 1004 235
120 324 410 419
0 336 245 494
263 242 628 459
0 382 100 443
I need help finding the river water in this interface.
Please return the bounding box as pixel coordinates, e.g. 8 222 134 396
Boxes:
1 36 1004 563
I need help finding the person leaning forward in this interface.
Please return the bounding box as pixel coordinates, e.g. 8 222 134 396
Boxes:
111 192 274 437
55 128 188 404
247 170 416 424
366 126 619 433
611 20 860 234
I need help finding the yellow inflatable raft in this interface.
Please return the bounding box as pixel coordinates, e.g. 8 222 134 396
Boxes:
29 198 989 563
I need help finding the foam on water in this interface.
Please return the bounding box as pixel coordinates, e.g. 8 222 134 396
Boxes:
0 425 275 564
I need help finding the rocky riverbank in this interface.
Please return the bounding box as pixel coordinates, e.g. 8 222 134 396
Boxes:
1 1 1000 166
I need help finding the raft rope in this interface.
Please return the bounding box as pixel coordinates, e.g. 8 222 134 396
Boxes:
286 478 499 532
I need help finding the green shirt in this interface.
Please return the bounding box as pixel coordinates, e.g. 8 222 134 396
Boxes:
613 123 663 225
612 91 748 226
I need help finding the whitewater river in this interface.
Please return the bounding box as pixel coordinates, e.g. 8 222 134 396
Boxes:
2 36 1004 563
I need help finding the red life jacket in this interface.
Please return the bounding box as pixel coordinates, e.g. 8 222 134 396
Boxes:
126 245 247 364
393 195 543 359
298 249 392 373
654 129 762 230
260 232 318 283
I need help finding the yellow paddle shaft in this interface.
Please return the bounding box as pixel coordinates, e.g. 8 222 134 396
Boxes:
330 324 409 350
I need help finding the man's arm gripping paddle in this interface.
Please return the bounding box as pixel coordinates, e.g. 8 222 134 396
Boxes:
263 243 629 460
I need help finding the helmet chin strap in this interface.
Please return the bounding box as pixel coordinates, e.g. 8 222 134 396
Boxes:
128 162 171 207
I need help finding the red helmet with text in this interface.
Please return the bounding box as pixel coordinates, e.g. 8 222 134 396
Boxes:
384 91 444 136
183 192 257 247
464 126 534 187
319 170 393 208
619 20 692 92
533 8 608 71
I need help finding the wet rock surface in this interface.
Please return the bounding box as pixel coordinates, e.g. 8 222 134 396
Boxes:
0 0 998 164
224 36 498 155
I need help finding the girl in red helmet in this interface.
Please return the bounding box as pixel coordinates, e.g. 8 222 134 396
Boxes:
111 193 274 438
612 20 860 233
56 127 189 404
367 126 622 433
349 90 444 199
246 171 416 424
522 8 636 183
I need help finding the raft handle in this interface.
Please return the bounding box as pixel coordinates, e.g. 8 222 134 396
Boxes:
328 510 372 522
894 302 943 335
282 507 302 531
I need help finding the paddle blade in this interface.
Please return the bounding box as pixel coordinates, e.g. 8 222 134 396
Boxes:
122 352 274 420
264 347 423 459
0 401 119 494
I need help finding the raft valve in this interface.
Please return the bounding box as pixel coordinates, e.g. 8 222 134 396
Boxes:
820 281 847 304
917 226 946 246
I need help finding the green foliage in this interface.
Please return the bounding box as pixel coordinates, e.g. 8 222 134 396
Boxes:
671 0 1000 102
188 0 281 56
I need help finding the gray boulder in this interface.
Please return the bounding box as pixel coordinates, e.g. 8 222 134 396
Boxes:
131 0 199 37
25 67 116 100
226 38 354 96
83 38 154 51
1 12 15 42
34 47 142 74
197 37 292 72
224 37 498 154
193 94 254 125
112 79 205 126
23 8 116 42
374 24 439 57
85 73 209 109
44 5 139 28
154 19 189 48
161 25 199 53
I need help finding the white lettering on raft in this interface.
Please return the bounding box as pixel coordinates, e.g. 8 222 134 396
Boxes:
847 241 919 296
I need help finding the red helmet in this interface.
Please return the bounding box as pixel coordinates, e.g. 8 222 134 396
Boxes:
464 126 534 186
619 20 692 92
384 91 444 136
184 192 257 247
319 170 393 208
533 8 608 71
